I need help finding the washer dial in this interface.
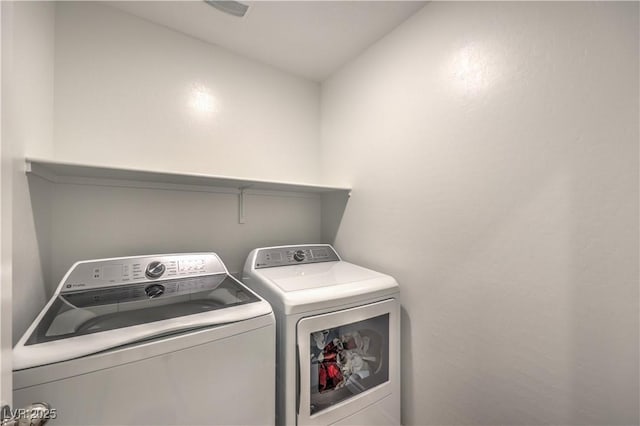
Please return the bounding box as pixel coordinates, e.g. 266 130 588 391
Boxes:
145 261 166 279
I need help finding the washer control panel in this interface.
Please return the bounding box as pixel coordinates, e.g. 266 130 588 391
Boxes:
254 245 340 269
61 253 226 293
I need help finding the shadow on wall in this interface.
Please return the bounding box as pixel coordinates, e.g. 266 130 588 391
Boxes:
568 141 639 423
10 174 54 345
400 305 413 425
321 191 350 244
27 175 53 295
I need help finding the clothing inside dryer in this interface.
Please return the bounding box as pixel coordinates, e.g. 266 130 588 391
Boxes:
309 313 389 415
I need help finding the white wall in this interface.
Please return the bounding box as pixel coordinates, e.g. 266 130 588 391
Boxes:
54 2 320 182
1 1 55 347
49 184 321 286
321 2 639 425
0 0 10 402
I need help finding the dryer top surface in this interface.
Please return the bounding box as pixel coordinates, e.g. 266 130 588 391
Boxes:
254 261 396 293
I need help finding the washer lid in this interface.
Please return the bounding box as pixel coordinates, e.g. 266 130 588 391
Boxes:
13 274 272 371
13 253 273 370
24 274 259 346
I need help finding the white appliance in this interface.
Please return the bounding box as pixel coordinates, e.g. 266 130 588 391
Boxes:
242 244 400 426
13 253 276 425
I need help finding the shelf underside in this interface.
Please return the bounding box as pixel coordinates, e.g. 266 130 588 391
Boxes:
25 158 351 195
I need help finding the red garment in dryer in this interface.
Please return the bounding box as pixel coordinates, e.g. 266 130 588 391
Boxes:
318 341 343 392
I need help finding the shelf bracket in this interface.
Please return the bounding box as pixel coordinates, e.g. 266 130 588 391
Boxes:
238 188 247 224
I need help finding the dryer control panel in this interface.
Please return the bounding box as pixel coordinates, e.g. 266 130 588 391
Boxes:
254 245 340 269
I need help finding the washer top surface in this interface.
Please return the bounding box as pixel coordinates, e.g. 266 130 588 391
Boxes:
14 253 272 370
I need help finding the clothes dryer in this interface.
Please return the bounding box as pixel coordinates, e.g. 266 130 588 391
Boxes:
243 245 400 426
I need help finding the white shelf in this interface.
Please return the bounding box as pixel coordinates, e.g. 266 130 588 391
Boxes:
25 158 351 195
25 158 350 224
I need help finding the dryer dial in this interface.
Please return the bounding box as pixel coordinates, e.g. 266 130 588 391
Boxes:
293 250 306 262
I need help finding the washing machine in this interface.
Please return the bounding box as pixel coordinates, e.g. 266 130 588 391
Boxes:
242 244 400 426
13 253 275 425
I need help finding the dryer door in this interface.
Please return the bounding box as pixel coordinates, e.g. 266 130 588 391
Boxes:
296 298 399 426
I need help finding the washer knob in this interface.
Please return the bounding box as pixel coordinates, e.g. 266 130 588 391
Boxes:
145 284 165 298
293 250 306 262
145 261 166 279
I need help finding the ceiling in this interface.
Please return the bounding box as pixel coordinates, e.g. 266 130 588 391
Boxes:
107 1 426 81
